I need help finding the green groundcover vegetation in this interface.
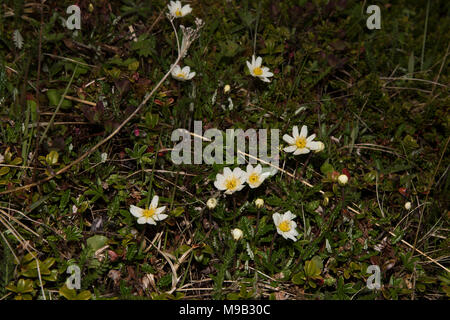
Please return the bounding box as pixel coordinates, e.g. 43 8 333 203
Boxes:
0 0 448 300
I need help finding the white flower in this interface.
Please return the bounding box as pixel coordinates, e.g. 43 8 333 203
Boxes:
404 202 412 210
245 164 270 189
206 198 218 209
231 228 243 241
214 167 246 195
167 1 192 18
171 65 196 81
224 84 231 94
338 174 348 186
130 195 168 225
0 154 4 164
255 198 264 209
273 211 299 242
246 55 273 82
100 152 108 163
283 125 321 155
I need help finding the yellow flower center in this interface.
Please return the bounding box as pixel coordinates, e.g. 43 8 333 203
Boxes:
253 67 263 76
225 177 238 190
279 221 291 232
177 73 185 78
295 137 307 149
143 207 156 218
175 9 182 16
248 173 260 185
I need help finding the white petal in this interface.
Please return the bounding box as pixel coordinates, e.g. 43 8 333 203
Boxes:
214 179 226 190
300 125 308 138
287 232 298 242
155 213 168 221
293 148 310 155
293 126 299 138
181 5 192 15
150 195 159 209
284 211 295 220
246 60 253 72
130 205 143 218
156 206 166 214
137 217 147 224
223 167 232 176
255 56 262 67
215 173 225 184
307 134 316 142
233 167 245 178
181 66 190 74
173 64 181 72
260 171 271 179
283 134 295 144
272 213 281 226
283 145 297 153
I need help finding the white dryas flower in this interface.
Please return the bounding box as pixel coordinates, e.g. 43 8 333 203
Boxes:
283 125 322 155
245 164 271 189
231 228 243 241
246 55 273 82
171 65 196 81
130 195 168 225
214 167 246 195
273 211 299 242
206 198 218 209
167 1 192 18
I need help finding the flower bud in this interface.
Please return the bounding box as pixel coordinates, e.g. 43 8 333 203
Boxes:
206 198 217 209
224 84 231 94
404 202 411 210
255 198 264 209
338 174 348 186
231 228 243 241
314 141 325 153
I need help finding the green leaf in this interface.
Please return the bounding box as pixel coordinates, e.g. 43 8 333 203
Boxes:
76 290 92 300
304 257 322 279
86 235 108 251
408 52 414 75
16 279 34 293
292 272 305 285
172 207 184 217
320 160 334 176
0 166 10 176
46 89 72 109
46 150 59 166
59 284 77 300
